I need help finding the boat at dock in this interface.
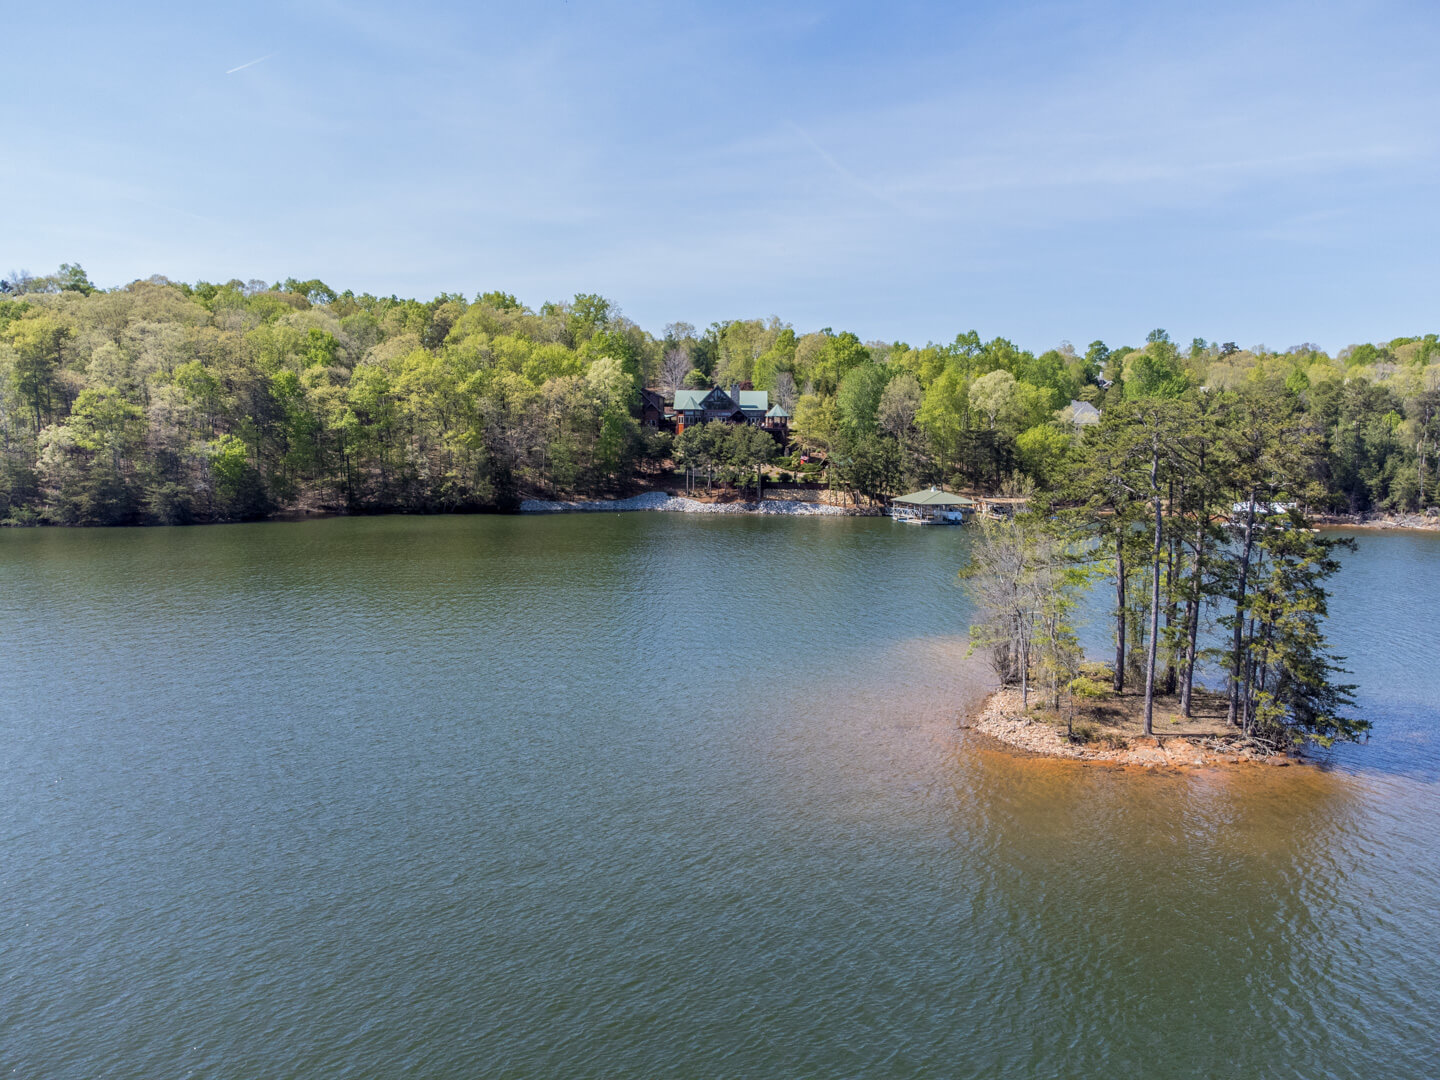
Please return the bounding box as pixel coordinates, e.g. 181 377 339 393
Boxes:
888 487 974 525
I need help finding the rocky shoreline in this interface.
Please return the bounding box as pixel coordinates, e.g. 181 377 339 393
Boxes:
965 687 1304 768
519 491 874 516
1313 511 1439 531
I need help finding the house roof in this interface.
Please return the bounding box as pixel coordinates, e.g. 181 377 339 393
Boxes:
1067 399 1102 424
892 487 975 506
673 387 733 411
672 386 771 417
766 404 790 418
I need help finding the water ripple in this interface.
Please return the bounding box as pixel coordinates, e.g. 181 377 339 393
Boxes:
0 515 1436 1078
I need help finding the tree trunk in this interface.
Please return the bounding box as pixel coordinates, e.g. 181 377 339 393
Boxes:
1227 494 1258 726
1241 615 1258 735
1143 440 1162 736
1113 524 1127 693
1163 525 1179 695
1256 619 1275 704
1419 434 1427 507
1020 633 1029 709
1180 514 1206 717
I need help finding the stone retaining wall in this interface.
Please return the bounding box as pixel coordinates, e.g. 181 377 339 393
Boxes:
519 492 861 516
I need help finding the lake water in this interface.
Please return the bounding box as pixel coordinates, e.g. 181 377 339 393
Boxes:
2 515 1437 1078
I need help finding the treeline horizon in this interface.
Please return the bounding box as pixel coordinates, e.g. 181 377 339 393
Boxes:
1 263 1437 525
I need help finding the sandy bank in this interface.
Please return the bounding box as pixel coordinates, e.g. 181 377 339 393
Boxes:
965 687 1304 768
519 491 870 516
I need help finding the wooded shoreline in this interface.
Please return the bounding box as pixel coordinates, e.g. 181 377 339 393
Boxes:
2 501 1435 529
2 269 1437 529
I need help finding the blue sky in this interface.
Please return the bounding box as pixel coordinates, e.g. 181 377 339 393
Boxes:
4 0 1438 351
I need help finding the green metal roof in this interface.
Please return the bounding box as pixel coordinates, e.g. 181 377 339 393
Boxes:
891 487 975 506
673 387 770 414
671 388 710 411
766 404 790 418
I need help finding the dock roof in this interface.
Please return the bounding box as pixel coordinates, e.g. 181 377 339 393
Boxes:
891 487 975 506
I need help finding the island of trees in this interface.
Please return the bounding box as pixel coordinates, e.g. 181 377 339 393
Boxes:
1 265 1437 526
963 393 1369 755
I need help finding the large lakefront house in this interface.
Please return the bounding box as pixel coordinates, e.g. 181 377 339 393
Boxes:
643 385 791 439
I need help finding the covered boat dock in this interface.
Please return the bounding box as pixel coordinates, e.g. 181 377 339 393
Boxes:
889 487 975 524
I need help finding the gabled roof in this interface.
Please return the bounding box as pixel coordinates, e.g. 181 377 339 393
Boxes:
737 390 769 412
672 387 735 412
892 487 975 506
766 404 790 418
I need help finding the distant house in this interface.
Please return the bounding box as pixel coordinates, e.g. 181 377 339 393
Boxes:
1064 399 1102 426
671 387 746 432
1227 500 1297 529
666 386 790 437
639 388 669 429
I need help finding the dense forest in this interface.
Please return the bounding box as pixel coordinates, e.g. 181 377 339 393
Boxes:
1 263 1438 525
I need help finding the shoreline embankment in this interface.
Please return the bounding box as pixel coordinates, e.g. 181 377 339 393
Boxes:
519 491 877 516
965 687 1306 768
1313 512 1439 532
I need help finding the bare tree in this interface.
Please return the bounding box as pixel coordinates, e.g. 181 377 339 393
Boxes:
878 373 922 438
774 372 798 412
4 269 39 294
964 517 1030 692
659 345 691 395
963 514 1085 709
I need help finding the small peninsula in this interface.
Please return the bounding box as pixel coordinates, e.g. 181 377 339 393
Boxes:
968 683 1303 768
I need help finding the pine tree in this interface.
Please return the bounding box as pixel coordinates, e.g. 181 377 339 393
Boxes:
1243 528 1367 747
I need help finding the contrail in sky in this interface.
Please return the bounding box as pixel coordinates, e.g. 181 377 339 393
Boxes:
787 121 911 215
225 54 273 75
